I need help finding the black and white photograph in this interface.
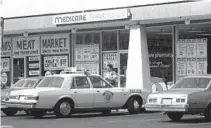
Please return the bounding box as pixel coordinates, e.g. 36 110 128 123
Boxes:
1 0 211 128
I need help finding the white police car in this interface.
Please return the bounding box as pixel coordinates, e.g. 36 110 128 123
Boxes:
5 68 150 118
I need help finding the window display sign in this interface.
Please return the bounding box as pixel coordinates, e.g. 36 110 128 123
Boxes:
29 63 40 69
29 56 40 62
44 55 68 70
176 58 186 76
1 58 10 72
1 38 12 57
12 36 40 56
176 38 207 80
103 53 118 69
76 62 99 74
29 70 40 76
176 40 186 58
41 34 70 55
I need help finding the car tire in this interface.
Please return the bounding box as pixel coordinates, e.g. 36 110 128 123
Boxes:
101 110 111 116
30 110 47 118
127 97 142 114
54 100 73 118
2 108 18 116
204 104 211 121
167 112 183 122
24 110 32 116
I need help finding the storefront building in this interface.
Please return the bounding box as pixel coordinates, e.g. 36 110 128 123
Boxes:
1 1 211 91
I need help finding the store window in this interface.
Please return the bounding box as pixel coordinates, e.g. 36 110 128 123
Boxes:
75 32 100 74
119 30 129 50
147 26 173 86
102 31 117 51
177 23 211 81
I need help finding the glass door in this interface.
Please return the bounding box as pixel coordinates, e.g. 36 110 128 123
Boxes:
119 52 128 88
13 58 25 84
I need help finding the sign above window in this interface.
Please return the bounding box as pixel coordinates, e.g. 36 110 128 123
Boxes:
53 9 131 25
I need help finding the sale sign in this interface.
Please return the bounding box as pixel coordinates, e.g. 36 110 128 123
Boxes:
44 56 68 70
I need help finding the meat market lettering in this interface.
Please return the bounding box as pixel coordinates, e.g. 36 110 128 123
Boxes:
17 40 35 50
42 38 67 48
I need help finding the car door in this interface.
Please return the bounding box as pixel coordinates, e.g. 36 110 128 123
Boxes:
70 76 95 108
88 76 122 108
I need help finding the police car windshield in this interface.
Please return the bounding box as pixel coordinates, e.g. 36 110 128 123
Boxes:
37 77 64 88
172 77 211 89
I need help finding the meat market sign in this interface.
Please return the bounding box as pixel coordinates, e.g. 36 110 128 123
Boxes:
53 9 131 25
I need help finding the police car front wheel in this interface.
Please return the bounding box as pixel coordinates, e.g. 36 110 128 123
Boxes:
54 100 73 118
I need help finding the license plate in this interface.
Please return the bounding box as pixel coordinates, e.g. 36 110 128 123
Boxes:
19 96 25 100
162 99 172 104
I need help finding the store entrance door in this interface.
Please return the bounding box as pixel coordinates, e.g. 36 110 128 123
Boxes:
119 52 128 88
13 58 25 84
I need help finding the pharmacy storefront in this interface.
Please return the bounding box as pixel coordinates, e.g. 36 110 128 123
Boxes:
2 1 211 90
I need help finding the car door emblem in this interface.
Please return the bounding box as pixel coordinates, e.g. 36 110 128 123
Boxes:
103 91 114 102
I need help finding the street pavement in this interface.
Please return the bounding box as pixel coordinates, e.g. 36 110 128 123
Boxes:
1 110 211 128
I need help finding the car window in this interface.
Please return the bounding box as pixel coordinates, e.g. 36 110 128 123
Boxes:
89 76 112 88
37 77 64 88
172 77 211 89
23 80 37 88
74 77 90 89
11 79 26 88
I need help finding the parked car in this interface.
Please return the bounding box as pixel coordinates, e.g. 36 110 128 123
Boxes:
145 76 211 121
1 77 43 116
5 71 150 118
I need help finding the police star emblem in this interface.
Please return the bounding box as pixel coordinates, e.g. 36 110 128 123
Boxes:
103 91 114 102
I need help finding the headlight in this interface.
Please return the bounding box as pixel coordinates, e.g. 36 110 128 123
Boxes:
148 98 157 103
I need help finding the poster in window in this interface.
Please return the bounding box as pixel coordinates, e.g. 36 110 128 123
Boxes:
186 59 197 75
44 56 68 70
196 38 207 58
90 45 99 61
186 39 196 58
176 40 186 58
176 59 186 76
197 58 207 75
103 53 118 69
75 47 83 61
1 58 10 72
29 70 40 76
83 46 91 61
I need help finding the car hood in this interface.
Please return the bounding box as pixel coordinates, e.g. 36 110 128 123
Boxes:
150 88 204 97
10 88 60 96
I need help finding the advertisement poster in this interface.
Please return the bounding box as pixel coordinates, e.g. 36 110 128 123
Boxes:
103 53 118 69
44 56 68 70
186 59 197 75
176 40 186 58
1 38 12 57
197 38 207 58
1 58 10 72
12 36 40 56
29 56 40 62
75 47 83 61
176 59 186 76
83 47 91 61
90 45 99 61
186 39 196 58
75 62 99 74
29 70 40 76
41 34 70 54
197 58 207 75
29 63 40 69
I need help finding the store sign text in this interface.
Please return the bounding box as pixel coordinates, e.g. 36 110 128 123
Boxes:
53 9 130 25
13 37 40 56
1 39 12 56
41 35 69 54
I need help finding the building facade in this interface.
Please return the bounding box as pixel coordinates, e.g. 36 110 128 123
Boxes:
1 1 211 90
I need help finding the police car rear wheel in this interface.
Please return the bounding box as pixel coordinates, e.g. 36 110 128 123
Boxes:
167 113 183 122
204 105 211 121
127 97 141 114
54 100 72 118
2 108 18 116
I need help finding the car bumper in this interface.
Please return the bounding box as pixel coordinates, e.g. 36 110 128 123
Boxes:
1 102 7 109
145 104 189 112
5 102 36 109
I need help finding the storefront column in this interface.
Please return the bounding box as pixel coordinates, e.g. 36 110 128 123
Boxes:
126 25 151 91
